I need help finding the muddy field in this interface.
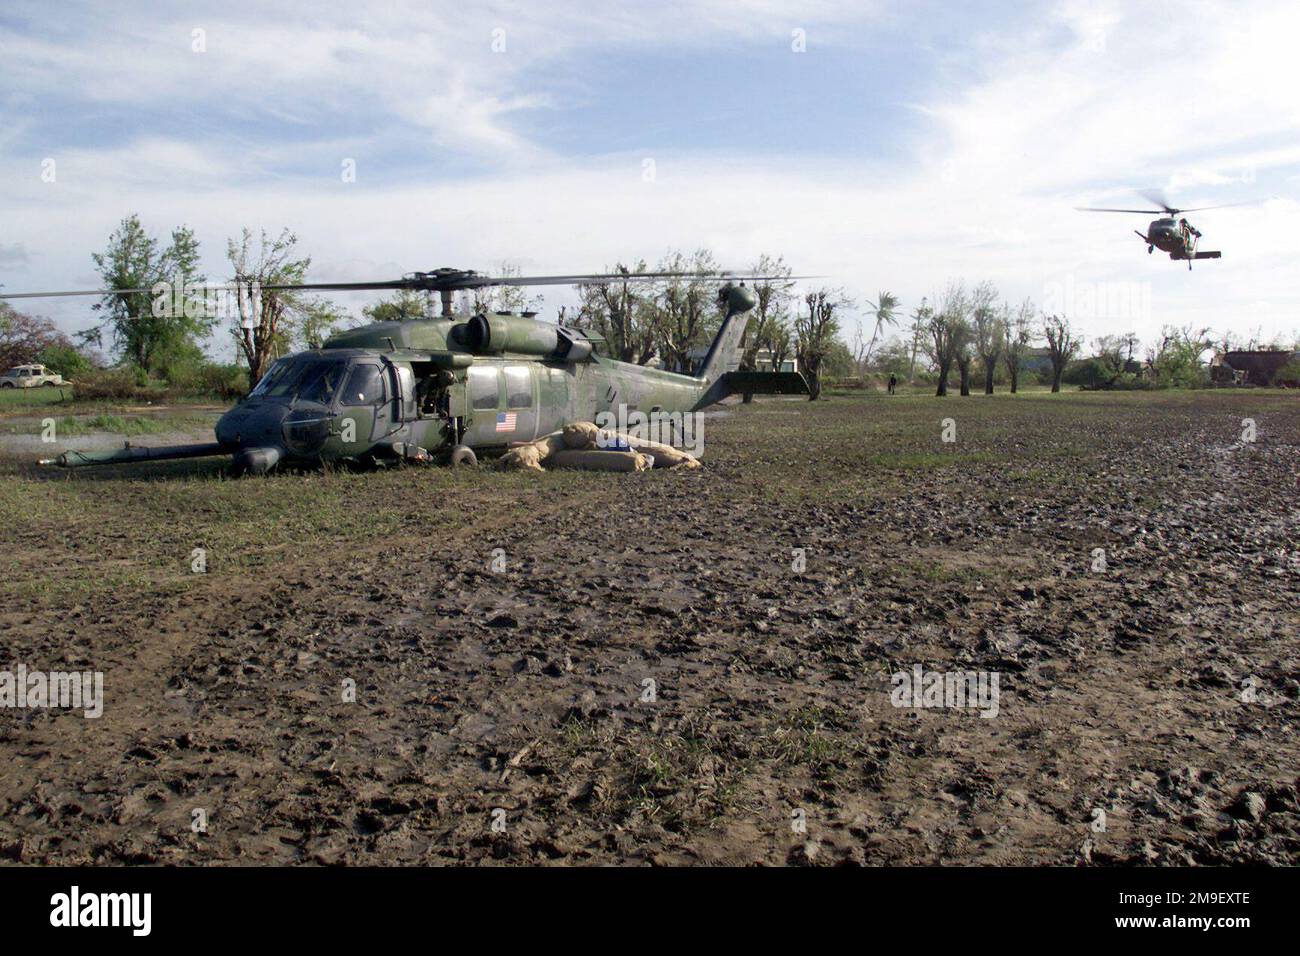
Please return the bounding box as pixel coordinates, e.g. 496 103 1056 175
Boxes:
0 389 1297 866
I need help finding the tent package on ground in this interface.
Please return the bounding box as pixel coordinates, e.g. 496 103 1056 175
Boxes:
495 421 703 473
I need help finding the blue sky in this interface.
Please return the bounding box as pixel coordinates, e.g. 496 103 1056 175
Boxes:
3 0 1299 356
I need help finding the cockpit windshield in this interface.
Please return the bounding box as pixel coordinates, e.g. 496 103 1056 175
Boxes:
248 358 292 398
295 361 346 404
247 356 348 404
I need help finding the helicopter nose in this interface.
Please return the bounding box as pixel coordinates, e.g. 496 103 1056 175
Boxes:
216 400 290 447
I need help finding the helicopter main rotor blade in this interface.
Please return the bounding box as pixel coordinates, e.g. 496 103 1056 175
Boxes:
484 271 819 287
1169 200 1260 214
1134 189 1259 216
0 280 413 301
0 269 822 302
1075 207 1165 214
255 279 418 293
0 287 159 300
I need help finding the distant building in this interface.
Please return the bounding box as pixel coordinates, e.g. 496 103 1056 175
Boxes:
1019 346 1054 374
1211 350 1300 386
751 348 799 374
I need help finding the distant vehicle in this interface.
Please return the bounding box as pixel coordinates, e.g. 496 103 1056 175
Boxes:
0 364 67 388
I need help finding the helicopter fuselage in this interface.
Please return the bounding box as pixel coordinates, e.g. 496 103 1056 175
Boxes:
210 331 711 472
1143 217 1196 257
41 285 807 472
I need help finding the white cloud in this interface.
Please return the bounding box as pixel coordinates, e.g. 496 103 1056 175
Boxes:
2 0 1298 356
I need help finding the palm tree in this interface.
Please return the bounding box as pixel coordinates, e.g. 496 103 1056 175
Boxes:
863 291 900 369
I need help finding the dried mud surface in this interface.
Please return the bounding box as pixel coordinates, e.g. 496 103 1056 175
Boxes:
1 390 1297 866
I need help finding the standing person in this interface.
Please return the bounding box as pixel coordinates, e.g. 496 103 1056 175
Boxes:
888 373 898 395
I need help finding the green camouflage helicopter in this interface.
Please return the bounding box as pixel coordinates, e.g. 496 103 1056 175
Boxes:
2 268 808 474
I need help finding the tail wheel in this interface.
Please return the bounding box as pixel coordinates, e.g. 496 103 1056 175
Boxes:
450 444 477 467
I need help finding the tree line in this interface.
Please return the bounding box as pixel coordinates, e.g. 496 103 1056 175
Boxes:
3 220 1295 399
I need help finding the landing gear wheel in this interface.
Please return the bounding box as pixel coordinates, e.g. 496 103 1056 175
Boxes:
450 444 478 467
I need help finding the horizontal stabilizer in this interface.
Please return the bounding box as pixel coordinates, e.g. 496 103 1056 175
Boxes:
721 371 810 395
694 370 810 408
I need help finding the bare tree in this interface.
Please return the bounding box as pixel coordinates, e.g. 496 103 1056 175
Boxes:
228 228 346 386
1093 334 1130 385
796 287 848 401
954 320 974 396
1001 299 1034 394
908 297 931 384
767 319 794 377
926 283 967 397
575 260 659 365
456 262 545 315
970 281 1003 395
655 248 719 373
739 253 794 371
1042 314 1080 393
938 282 975 396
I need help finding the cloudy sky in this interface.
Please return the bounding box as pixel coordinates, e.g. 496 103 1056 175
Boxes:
2 0 1298 357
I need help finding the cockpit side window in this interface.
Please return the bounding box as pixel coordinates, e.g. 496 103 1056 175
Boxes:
341 363 385 406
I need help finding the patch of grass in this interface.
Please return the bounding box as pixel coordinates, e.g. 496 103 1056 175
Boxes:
21 414 213 437
555 715 757 830
2 410 218 438
759 705 854 782
899 557 984 584
0 386 74 407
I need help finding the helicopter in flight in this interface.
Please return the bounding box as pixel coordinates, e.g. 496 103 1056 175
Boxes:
0 267 809 474
1076 189 1253 269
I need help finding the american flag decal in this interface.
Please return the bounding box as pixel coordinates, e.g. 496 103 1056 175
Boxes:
495 412 517 432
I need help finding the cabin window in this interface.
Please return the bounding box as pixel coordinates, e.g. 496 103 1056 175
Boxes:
469 367 500 410
504 367 532 409
341 364 384 406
